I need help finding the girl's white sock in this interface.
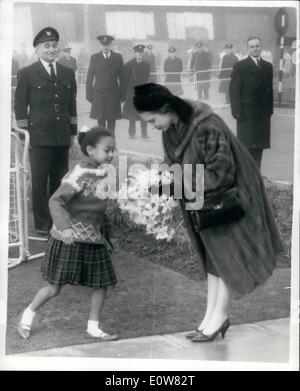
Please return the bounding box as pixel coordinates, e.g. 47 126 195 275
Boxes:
21 306 36 326
87 320 99 333
87 320 107 337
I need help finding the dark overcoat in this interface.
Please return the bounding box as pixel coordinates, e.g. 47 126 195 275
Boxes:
14 60 77 146
164 56 184 96
218 53 238 93
189 51 212 83
86 51 124 120
122 58 150 120
143 52 156 82
162 100 283 299
229 56 273 149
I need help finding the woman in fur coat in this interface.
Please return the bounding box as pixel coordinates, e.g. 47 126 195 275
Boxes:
133 83 283 343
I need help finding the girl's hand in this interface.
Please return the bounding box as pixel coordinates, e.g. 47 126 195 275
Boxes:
107 238 117 254
61 228 75 245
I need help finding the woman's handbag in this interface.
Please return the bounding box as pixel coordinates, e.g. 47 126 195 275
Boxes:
189 187 245 231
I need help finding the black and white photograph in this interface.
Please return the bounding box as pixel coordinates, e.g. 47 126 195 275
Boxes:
0 0 299 372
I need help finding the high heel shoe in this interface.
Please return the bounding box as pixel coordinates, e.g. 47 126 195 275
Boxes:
191 319 231 343
185 328 203 339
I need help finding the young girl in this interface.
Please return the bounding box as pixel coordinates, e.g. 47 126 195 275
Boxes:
18 127 118 341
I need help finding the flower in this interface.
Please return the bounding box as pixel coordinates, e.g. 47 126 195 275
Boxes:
117 168 177 241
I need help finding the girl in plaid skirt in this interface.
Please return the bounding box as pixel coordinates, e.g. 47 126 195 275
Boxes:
18 127 119 341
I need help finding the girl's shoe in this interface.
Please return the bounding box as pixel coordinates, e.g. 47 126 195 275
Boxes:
191 319 231 343
17 323 31 340
87 328 119 341
185 329 203 339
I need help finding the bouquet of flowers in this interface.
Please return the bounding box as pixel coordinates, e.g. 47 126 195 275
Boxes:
118 168 178 241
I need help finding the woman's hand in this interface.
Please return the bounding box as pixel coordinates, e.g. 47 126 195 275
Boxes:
61 228 75 245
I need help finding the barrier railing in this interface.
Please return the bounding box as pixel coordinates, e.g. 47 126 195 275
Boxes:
9 123 46 269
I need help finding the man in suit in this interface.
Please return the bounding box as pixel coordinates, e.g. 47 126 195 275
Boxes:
14 27 77 236
123 44 150 139
229 36 273 170
58 47 77 72
86 35 124 138
189 41 212 100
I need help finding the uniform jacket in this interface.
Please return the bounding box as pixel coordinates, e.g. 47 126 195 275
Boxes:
229 56 273 149
49 157 113 246
143 52 156 82
58 55 77 72
162 100 283 299
164 56 184 96
122 58 150 120
218 53 238 93
14 60 77 147
143 52 156 73
189 50 212 81
77 52 89 70
86 51 125 119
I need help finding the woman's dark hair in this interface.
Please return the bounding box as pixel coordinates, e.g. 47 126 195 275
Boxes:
133 83 193 122
78 126 113 156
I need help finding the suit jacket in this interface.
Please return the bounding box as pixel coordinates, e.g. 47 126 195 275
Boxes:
229 56 273 118
14 60 77 147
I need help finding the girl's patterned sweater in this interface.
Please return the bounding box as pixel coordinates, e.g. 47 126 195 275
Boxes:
49 158 113 246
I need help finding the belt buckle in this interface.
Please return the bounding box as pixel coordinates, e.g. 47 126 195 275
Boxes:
54 103 60 112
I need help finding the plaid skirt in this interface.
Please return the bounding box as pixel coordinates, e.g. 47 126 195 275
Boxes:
41 236 117 288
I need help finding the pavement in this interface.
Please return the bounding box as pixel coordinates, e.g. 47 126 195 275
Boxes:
12 318 290 363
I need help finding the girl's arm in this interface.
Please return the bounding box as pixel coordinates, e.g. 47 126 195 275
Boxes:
49 182 79 232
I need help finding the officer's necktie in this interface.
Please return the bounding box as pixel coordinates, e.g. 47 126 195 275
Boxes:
49 62 56 80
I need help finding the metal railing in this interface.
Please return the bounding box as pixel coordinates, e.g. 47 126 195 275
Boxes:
9 123 46 269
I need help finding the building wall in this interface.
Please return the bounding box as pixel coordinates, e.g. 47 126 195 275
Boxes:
14 3 297 70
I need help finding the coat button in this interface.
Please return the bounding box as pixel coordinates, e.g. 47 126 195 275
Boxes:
54 83 57 86
55 94 58 98
38 86 41 89
57 117 60 120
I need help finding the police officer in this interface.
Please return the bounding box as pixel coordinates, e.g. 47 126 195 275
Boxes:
14 27 77 236
143 44 156 82
86 35 125 138
218 43 238 104
163 47 184 96
189 41 212 100
58 47 77 72
123 44 150 139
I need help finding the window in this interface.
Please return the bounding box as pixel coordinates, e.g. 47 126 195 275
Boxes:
105 12 155 39
167 12 214 40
